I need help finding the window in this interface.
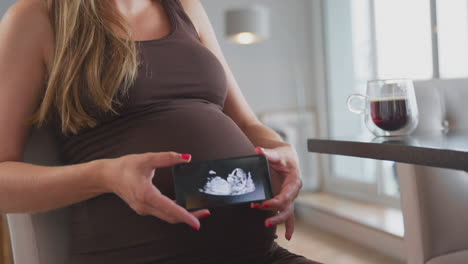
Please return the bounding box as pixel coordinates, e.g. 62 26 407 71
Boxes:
374 0 433 79
322 0 468 207
437 0 468 78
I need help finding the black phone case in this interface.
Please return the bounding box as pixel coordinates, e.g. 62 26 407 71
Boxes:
172 154 273 210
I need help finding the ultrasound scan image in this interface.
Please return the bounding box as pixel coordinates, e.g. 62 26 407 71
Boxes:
198 168 256 196
173 155 272 209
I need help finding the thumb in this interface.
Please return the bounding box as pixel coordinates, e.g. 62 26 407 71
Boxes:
143 152 192 168
255 146 281 163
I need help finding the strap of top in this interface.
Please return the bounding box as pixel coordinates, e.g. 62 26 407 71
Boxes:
164 0 201 41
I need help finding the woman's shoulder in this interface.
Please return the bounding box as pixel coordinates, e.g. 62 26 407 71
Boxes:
178 0 202 21
2 0 50 29
177 0 207 38
1 0 54 66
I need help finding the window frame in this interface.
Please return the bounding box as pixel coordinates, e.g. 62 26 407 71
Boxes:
317 0 448 208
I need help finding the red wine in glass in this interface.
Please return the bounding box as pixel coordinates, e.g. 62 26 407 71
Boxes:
370 98 408 131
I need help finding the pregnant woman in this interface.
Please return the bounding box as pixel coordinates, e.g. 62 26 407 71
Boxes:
0 0 319 263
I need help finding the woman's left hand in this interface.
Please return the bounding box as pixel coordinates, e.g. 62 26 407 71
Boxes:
251 144 303 241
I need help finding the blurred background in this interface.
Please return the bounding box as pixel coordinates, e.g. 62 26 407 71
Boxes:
3 0 468 263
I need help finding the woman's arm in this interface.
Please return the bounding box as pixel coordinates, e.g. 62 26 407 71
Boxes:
0 0 111 214
181 0 304 240
0 161 106 214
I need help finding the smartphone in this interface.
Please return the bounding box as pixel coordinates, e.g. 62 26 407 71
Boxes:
172 154 273 210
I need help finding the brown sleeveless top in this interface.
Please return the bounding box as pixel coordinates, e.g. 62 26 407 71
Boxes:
52 1 277 263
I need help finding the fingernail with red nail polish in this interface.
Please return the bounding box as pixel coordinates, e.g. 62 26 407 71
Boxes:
266 221 274 227
251 204 260 209
191 225 200 231
256 147 264 151
202 213 211 218
181 154 191 160
263 204 270 208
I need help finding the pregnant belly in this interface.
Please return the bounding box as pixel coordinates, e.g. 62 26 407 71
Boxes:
96 101 259 195
66 101 277 260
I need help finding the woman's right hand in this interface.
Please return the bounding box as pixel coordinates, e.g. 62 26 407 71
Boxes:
98 152 210 230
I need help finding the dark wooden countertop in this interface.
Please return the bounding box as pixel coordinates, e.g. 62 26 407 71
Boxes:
308 129 468 171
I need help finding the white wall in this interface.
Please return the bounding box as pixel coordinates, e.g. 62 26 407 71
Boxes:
201 0 316 114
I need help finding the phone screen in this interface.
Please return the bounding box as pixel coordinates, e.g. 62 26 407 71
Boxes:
172 154 273 210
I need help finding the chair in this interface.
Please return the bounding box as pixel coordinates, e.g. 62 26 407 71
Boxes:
397 79 468 264
6 126 69 264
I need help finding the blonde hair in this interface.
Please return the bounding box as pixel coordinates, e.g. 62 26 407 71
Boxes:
28 0 139 135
